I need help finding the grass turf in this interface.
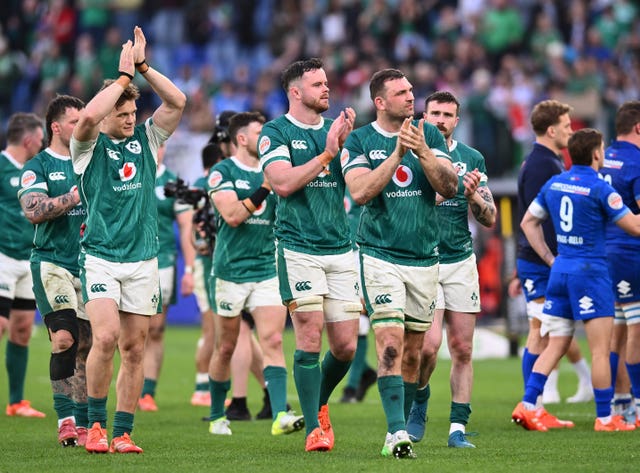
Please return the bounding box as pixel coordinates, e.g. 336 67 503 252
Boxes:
1 325 638 473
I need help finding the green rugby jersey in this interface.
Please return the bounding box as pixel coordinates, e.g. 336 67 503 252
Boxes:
71 119 169 263
258 114 351 255
0 151 34 260
207 156 277 283
155 165 191 269
17 149 86 275
437 139 489 264
344 188 361 249
341 120 450 266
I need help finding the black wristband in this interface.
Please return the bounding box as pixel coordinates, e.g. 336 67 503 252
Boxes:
248 186 270 208
119 71 134 80
134 60 147 67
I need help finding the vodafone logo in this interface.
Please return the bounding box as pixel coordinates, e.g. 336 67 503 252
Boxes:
119 162 137 182
21 170 37 188
259 136 271 155
253 200 267 216
208 170 223 189
392 165 413 188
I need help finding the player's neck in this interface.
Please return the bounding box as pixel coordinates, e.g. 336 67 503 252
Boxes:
235 149 260 168
3 145 30 164
288 105 322 126
48 140 70 157
616 133 640 149
375 115 404 134
536 137 562 156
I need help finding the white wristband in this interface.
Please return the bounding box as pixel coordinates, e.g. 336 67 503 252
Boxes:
184 265 194 274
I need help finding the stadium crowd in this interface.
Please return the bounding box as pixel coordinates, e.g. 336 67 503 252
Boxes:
1 0 639 176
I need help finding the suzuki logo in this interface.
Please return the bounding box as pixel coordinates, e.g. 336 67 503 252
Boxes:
90 283 107 292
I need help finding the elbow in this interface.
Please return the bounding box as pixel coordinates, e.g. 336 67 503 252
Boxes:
352 190 369 206
272 182 294 198
26 214 43 225
439 183 457 200
174 91 187 111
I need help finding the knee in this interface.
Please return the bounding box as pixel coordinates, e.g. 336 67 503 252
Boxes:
449 337 473 365
147 323 165 341
380 345 399 371
52 330 75 352
260 331 283 355
402 347 421 374
330 335 357 361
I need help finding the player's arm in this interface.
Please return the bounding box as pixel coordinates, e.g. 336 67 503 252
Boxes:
520 209 555 267
344 125 405 205
132 27 186 135
264 110 351 197
212 180 271 227
464 169 496 227
176 208 195 296
400 119 457 198
74 40 135 142
20 188 81 225
614 212 640 236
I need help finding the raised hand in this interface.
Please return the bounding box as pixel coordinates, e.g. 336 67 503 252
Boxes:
338 107 356 148
463 169 481 198
132 26 147 65
119 40 135 77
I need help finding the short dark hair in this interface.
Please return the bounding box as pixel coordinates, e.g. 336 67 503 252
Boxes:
369 69 406 101
530 100 572 136
615 101 640 136
5 112 43 146
424 91 460 114
201 142 225 170
45 95 85 144
99 79 140 109
568 128 602 166
281 58 324 92
227 111 265 146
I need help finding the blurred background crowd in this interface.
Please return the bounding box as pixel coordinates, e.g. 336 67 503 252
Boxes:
1 0 639 178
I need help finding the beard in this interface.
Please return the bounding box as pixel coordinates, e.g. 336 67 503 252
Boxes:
302 95 329 114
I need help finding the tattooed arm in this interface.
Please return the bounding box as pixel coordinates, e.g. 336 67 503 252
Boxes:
463 170 496 227
20 189 81 225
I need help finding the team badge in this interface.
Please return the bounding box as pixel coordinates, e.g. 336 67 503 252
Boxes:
607 192 623 210
392 165 413 188
125 140 142 154
453 162 467 176
208 170 223 189
259 136 271 155
119 162 137 182
20 170 37 188
340 148 350 168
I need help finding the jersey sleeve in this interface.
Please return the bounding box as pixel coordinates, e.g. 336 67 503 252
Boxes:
17 158 48 199
528 181 550 220
207 162 235 196
70 136 98 175
258 122 290 171
145 118 172 165
600 182 630 222
341 132 370 176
